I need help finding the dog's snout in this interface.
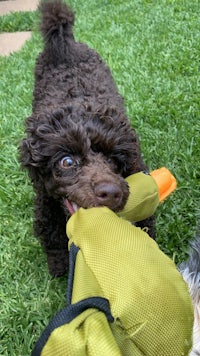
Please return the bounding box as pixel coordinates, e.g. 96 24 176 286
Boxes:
94 183 122 208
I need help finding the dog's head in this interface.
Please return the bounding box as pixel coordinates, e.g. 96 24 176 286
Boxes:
20 105 143 214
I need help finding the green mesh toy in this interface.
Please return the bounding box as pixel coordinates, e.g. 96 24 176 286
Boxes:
32 168 193 356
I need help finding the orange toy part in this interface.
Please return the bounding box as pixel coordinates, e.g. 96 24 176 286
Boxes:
150 167 177 202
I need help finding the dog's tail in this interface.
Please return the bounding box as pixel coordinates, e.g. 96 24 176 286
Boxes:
39 0 75 64
179 234 200 355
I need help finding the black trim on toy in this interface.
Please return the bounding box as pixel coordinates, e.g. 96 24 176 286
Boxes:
31 242 114 356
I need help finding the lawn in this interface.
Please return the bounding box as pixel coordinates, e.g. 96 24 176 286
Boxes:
0 0 199 355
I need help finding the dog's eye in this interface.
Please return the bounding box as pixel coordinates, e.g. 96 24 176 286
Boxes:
60 156 76 169
107 158 114 165
107 157 117 168
107 157 120 172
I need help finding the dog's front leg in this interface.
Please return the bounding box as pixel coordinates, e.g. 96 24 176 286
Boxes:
34 191 69 277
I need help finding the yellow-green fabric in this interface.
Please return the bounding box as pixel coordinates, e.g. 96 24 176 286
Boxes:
35 171 193 356
118 172 159 222
47 207 195 356
41 309 122 356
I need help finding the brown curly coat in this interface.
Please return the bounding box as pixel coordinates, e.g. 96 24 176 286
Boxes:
20 0 155 276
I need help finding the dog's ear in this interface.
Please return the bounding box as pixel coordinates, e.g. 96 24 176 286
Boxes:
19 113 54 171
19 135 44 185
20 137 41 167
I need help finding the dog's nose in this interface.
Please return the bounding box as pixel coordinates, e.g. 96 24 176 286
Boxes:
94 183 122 208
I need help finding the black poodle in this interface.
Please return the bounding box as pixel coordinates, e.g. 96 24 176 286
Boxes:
20 0 155 277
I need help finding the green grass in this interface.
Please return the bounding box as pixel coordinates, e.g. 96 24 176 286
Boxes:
0 11 38 33
0 0 199 354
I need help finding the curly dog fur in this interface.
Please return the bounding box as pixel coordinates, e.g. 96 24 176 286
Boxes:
179 235 200 355
20 0 155 277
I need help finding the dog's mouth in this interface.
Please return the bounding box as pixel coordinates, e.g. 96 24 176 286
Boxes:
64 199 79 215
63 181 129 215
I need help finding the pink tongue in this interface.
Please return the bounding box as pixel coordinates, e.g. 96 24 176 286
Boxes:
64 199 76 215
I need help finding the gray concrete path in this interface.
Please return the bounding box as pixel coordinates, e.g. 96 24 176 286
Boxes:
0 0 39 56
